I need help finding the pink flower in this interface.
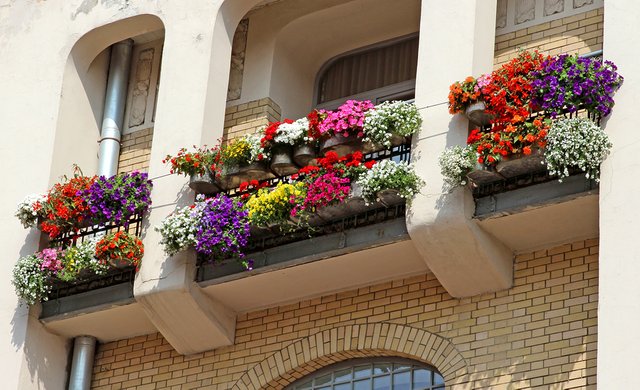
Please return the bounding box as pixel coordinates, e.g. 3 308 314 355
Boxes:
318 100 374 137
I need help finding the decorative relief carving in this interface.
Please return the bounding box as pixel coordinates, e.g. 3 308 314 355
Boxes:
515 0 536 25
227 19 249 102
544 0 564 16
497 0 508 29
497 0 602 35
574 0 594 8
129 48 153 128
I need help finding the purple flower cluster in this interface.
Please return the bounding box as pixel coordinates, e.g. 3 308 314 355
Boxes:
531 54 623 117
194 194 250 262
318 100 375 138
82 171 153 226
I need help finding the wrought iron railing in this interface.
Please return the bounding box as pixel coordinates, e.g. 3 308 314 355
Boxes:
44 213 143 300
196 142 412 276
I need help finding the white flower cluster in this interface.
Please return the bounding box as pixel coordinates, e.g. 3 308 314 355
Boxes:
12 254 50 305
274 118 310 145
363 101 422 148
544 118 612 182
155 203 201 256
438 145 477 188
15 193 47 228
356 159 424 204
246 133 268 162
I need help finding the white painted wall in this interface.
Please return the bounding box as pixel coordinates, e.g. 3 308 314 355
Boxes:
598 0 640 386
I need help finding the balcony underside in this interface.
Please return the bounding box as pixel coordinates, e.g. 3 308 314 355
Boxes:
475 173 599 252
199 218 427 312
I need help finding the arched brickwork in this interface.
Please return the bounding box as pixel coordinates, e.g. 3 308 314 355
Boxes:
230 323 468 390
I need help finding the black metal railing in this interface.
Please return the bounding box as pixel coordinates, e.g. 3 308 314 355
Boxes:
196 142 412 275
44 213 144 300
470 107 601 197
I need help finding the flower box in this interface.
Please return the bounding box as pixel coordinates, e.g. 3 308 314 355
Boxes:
189 169 221 195
270 144 298 176
293 144 317 167
218 160 274 190
319 133 363 157
464 100 493 127
495 148 546 178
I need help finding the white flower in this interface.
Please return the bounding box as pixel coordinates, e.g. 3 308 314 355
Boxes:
274 118 310 145
15 193 47 228
438 145 477 188
363 101 422 148
544 118 612 182
12 254 50 305
245 133 268 162
155 197 207 256
356 159 424 204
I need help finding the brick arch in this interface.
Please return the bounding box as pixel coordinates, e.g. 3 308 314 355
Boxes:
230 323 468 390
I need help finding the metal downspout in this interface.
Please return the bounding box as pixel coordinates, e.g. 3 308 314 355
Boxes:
97 39 133 177
68 336 96 390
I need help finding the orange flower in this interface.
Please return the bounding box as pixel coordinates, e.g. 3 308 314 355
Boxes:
523 146 532 155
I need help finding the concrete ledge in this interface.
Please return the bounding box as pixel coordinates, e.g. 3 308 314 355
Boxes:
40 282 134 321
475 173 598 219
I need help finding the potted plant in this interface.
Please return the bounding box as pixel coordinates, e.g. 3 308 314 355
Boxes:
356 159 424 206
544 118 612 182
260 118 312 176
531 54 624 118
318 100 374 156
448 75 493 126
438 145 478 188
363 100 422 150
156 194 252 268
293 109 325 166
82 171 153 226
219 134 273 188
163 145 222 194
95 231 144 269
244 182 306 231
15 193 47 229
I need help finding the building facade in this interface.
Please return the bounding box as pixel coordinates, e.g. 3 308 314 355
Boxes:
1 0 638 388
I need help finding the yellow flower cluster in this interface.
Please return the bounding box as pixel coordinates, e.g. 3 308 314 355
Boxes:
245 182 305 226
222 139 251 163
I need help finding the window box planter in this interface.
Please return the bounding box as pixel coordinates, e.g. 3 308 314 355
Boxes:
495 148 546 178
320 133 363 157
219 160 274 190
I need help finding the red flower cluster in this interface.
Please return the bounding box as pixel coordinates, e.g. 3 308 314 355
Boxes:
260 119 294 149
238 180 269 200
306 110 326 141
40 174 96 238
95 231 144 270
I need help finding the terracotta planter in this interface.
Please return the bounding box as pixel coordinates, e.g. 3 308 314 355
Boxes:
218 160 274 190
270 144 298 176
495 149 546 178
188 169 221 195
466 163 504 186
293 143 317 167
465 100 494 127
320 133 363 157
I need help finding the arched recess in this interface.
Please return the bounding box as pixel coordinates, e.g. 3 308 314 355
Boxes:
51 14 164 182
230 323 468 390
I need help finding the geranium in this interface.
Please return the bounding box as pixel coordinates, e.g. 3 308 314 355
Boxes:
244 182 306 226
15 193 47 228
82 171 153 226
531 54 624 117
356 160 424 204
39 169 96 238
318 100 374 138
544 118 612 182
13 254 51 305
95 231 144 270
163 145 222 177
438 145 477 187
307 109 326 141
363 101 422 148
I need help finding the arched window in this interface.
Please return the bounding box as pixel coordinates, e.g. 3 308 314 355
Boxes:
287 357 444 390
315 35 418 110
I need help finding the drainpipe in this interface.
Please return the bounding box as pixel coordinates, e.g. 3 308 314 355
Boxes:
68 336 97 390
97 39 134 177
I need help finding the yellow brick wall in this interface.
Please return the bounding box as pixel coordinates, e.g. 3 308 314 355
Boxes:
117 128 154 174
494 8 603 67
91 238 598 389
223 98 282 143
